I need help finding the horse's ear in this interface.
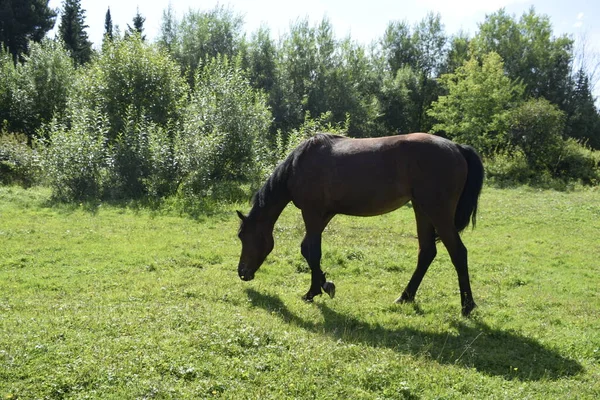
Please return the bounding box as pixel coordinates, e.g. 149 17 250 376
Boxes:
236 210 247 221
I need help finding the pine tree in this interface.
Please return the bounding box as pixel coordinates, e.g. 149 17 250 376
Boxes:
126 7 146 41
58 0 92 65
0 0 57 61
104 7 113 41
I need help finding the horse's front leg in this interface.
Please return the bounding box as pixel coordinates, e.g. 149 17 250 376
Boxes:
300 234 327 300
300 211 336 301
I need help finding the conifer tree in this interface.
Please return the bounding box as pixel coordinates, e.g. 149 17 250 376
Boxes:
0 0 57 61
58 0 92 65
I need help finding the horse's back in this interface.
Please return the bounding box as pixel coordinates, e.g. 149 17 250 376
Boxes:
288 133 468 216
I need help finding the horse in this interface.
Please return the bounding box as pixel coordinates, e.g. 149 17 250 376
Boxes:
236 133 484 316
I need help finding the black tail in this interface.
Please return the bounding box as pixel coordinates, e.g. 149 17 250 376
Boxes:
455 144 484 233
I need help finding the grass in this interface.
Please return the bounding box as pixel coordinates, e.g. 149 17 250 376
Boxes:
1 185 599 399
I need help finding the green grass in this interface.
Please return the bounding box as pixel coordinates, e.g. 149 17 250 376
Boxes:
1 185 599 399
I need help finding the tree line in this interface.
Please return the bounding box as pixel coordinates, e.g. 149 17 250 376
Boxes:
1 0 599 201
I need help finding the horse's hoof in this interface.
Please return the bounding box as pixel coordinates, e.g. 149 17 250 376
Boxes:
302 290 321 302
322 281 336 299
395 292 414 304
462 301 477 317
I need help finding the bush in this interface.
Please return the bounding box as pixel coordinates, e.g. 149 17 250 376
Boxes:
76 35 188 141
41 112 109 202
0 40 75 141
110 112 178 200
175 56 271 198
0 131 40 187
554 139 600 185
508 98 565 171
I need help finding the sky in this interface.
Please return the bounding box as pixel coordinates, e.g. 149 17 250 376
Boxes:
47 0 600 97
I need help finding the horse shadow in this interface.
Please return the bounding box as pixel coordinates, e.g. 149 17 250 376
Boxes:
245 289 583 381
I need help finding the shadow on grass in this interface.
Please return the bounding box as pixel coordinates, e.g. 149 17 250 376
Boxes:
245 289 583 381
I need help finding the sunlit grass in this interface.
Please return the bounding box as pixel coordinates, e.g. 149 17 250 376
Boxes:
1 185 599 398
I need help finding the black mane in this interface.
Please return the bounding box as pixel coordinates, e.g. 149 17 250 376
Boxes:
249 133 342 215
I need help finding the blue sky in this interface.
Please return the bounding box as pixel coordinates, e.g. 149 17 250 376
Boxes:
47 0 600 97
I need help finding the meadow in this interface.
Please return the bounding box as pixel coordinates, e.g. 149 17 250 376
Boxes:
0 185 599 399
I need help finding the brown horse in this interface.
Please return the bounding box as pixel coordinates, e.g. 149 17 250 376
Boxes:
236 133 484 316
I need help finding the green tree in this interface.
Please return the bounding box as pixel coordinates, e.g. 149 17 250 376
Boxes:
566 69 600 148
20 39 75 138
176 56 271 195
507 97 565 171
158 3 177 52
379 13 447 131
169 5 244 84
126 7 146 41
472 8 573 109
77 35 188 141
103 7 113 41
0 0 57 61
58 0 92 65
428 52 525 155
377 66 420 134
0 39 74 139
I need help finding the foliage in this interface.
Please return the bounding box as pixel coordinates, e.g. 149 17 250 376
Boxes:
109 111 178 200
126 7 146 41
58 0 92 65
77 35 188 141
471 8 573 108
565 68 600 149
175 56 271 198
0 131 40 186
1 186 600 398
377 66 420 134
507 97 565 171
103 7 113 42
553 138 600 185
428 52 525 155
0 0 57 61
0 39 75 140
20 39 75 138
165 5 245 84
40 110 109 202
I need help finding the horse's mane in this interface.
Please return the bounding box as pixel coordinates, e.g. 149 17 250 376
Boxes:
250 133 343 213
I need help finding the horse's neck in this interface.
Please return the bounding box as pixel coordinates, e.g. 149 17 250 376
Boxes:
250 195 290 230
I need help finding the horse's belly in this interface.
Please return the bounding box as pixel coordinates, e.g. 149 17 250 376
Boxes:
334 193 411 217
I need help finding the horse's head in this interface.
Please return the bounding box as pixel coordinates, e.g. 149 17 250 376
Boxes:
236 210 274 281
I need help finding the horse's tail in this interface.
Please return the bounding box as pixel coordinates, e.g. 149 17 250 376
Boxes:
455 144 484 233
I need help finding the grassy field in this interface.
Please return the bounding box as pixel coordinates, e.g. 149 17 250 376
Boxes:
1 185 599 399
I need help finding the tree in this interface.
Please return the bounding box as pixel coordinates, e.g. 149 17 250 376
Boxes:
0 0 57 61
428 52 525 155
566 69 600 148
171 5 245 85
78 35 188 141
58 0 92 65
507 97 565 170
472 8 573 109
126 7 146 41
158 3 177 52
103 7 113 41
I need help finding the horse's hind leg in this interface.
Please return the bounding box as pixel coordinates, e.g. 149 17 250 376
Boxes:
435 222 476 317
300 210 335 301
396 205 437 304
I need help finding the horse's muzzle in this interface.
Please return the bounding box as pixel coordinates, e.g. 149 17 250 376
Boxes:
238 264 255 281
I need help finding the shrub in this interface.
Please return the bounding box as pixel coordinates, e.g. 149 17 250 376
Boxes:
0 131 40 187
0 40 75 141
554 138 600 185
76 35 188 141
41 112 109 202
109 112 178 200
508 98 565 171
175 56 271 198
